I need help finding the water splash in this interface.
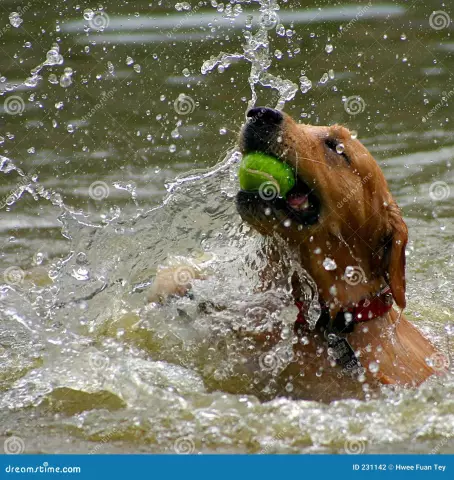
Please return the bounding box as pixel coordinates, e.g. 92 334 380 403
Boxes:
201 0 297 112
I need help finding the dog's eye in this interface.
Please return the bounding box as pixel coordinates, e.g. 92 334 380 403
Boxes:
325 138 350 164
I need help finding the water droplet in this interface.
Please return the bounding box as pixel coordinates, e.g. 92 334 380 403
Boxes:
350 130 358 140
336 143 345 154
285 382 293 392
9 12 23 28
182 68 190 77
83 8 94 20
323 258 337 271
133 64 141 73
45 48 63 66
48 74 59 84
300 75 312 94
368 361 380 373
71 267 90 281
34 252 45 265
400 33 407 41
169 144 177 153
276 25 286 37
219 127 227 135
325 44 333 54
67 124 75 133
126 56 134 66
274 49 283 60
60 74 72 88
319 72 329 84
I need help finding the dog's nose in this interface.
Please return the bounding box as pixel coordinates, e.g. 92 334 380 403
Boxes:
247 107 283 125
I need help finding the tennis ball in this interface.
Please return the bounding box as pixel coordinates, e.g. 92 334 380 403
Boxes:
239 152 295 199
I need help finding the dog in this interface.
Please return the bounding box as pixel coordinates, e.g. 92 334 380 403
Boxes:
149 107 439 401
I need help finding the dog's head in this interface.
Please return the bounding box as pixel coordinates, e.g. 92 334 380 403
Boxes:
236 107 408 310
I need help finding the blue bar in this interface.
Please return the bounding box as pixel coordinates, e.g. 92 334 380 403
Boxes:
0 455 452 479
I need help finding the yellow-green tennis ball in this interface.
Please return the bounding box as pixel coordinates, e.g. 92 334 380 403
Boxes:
239 153 295 199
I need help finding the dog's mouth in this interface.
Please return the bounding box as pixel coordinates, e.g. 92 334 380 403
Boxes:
236 164 321 227
236 107 321 229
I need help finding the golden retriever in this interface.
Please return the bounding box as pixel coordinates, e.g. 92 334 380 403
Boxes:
150 107 440 401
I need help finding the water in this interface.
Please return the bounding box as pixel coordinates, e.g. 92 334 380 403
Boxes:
1 0 454 454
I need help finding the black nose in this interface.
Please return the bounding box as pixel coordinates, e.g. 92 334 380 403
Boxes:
242 107 283 154
247 107 283 125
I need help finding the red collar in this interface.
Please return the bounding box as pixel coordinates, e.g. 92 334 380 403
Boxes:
295 286 393 326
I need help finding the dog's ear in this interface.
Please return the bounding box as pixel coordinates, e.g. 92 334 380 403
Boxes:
385 202 408 309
